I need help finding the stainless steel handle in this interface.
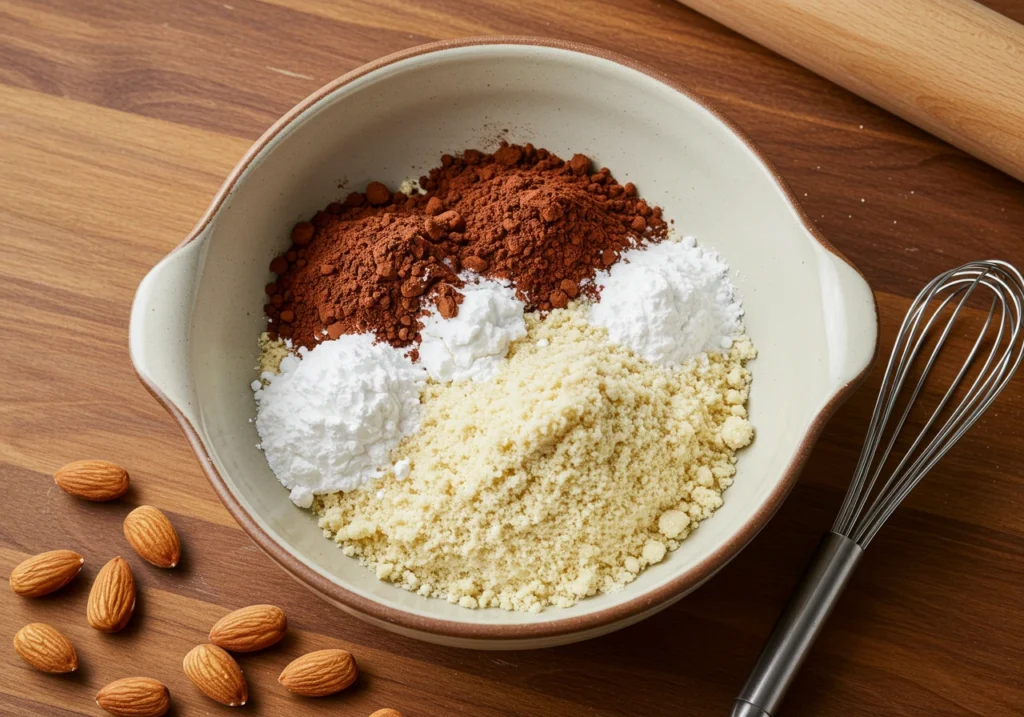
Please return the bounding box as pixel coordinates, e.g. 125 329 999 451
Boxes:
731 532 864 717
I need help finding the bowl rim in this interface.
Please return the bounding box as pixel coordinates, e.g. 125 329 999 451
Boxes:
134 36 877 642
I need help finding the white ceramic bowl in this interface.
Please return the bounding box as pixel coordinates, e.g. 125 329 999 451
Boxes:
129 38 877 649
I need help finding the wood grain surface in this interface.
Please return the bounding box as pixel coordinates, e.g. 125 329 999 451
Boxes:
2 1 1023 716
680 0 1024 182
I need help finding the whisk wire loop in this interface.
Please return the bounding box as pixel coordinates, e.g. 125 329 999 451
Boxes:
734 260 1023 717
833 260 1024 547
851 282 989 540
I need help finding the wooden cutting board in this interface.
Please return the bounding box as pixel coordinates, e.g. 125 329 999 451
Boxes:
1 1 1022 716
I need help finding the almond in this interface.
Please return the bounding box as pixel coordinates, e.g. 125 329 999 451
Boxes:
55 459 129 501
13 622 78 673
96 677 170 717
9 549 84 597
183 643 248 707
370 710 403 717
209 604 287 652
88 557 136 632
123 506 180 568
278 648 357 697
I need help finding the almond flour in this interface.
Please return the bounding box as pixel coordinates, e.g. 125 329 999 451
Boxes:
315 306 754 612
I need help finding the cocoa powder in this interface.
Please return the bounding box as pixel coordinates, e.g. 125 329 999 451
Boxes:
265 143 667 350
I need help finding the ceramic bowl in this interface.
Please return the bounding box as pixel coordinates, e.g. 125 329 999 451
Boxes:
129 38 877 649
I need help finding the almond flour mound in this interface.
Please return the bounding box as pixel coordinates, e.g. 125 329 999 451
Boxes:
315 306 755 612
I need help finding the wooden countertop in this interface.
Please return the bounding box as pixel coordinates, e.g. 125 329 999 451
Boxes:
2 1 1023 715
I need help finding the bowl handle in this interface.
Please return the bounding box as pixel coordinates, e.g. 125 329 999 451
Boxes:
129 232 209 425
814 243 878 389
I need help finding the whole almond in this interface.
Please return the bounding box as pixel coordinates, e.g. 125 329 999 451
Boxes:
278 648 357 697
183 643 248 706
88 557 136 632
13 622 78 673
9 549 84 597
96 677 170 717
370 710 403 717
55 459 129 501
123 506 180 568
209 604 287 652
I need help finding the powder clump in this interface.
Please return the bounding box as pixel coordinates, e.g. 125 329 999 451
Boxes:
316 307 755 611
255 333 426 507
418 275 526 382
256 332 292 377
589 235 743 365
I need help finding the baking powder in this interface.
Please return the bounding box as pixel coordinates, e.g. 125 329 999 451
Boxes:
589 236 743 365
254 333 425 507
417 275 526 382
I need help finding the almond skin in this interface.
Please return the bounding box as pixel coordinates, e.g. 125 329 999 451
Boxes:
88 557 136 632
209 604 287 652
183 643 248 707
55 459 130 501
370 710 403 717
13 622 78 673
123 506 180 568
278 648 357 697
9 550 84 597
96 677 170 717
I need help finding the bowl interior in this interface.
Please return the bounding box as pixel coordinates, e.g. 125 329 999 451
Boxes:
185 43 874 630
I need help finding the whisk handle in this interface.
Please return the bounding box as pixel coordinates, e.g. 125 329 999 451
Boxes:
731 532 863 717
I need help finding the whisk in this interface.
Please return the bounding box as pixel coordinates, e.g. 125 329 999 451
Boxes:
731 260 1024 717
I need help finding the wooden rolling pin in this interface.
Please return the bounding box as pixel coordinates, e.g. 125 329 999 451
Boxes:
678 0 1024 182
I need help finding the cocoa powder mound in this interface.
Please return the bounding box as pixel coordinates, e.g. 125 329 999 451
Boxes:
265 212 458 353
265 143 667 350
437 147 666 310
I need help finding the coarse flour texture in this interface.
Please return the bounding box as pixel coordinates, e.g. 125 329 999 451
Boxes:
317 306 755 612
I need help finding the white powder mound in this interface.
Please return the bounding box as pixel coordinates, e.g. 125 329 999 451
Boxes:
417 276 526 382
253 334 426 508
589 236 743 365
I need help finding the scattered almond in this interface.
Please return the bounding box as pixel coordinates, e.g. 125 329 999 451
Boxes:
88 557 136 632
96 677 170 717
123 506 181 568
370 710 403 717
183 643 248 707
278 648 358 697
209 604 287 652
54 459 130 501
13 622 78 673
9 549 84 597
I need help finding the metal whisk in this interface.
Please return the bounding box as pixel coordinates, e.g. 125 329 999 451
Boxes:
731 260 1024 717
